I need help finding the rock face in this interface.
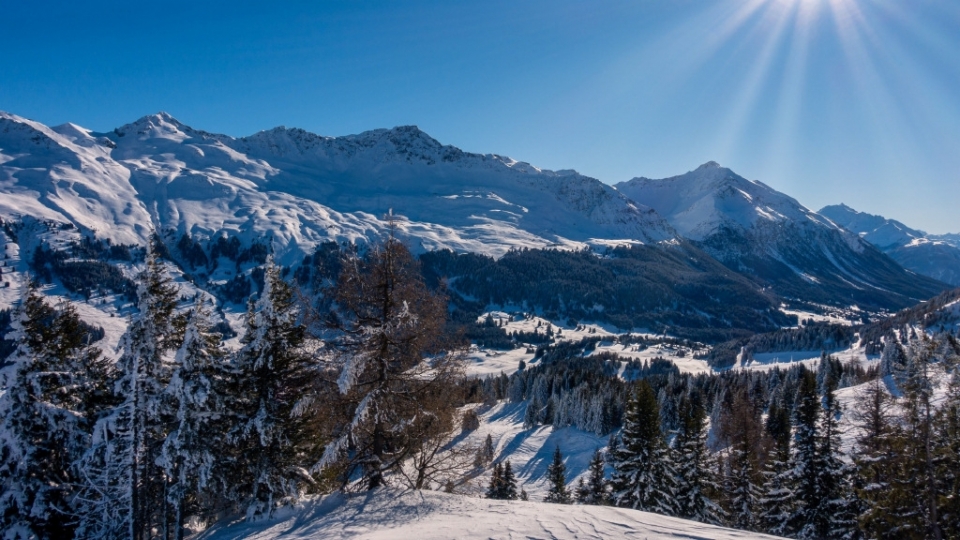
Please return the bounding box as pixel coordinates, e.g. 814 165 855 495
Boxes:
1 111 676 263
616 163 948 310
820 203 960 286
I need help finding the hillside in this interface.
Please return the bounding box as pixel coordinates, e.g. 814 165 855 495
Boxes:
615 162 949 311
820 203 960 286
199 489 782 540
0 111 676 263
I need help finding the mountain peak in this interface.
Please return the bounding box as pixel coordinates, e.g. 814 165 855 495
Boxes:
696 161 721 170
114 112 194 139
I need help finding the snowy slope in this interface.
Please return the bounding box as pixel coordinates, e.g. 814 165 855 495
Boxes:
199 489 782 540
1 111 677 264
615 162 833 242
615 162 948 310
820 203 960 286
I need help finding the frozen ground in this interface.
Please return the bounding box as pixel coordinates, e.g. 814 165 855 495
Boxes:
199 489 783 540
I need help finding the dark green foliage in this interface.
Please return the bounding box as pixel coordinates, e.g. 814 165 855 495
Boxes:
0 286 112 539
544 447 571 504
485 461 519 500
176 233 209 269
577 449 609 505
0 309 14 362
420 245 790 344
227 262 323 518
219 274 252 304
31 245 137 299
611 380 676 514
210 235 242 261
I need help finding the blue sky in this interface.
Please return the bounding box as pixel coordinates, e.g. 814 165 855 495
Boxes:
3 0 958 233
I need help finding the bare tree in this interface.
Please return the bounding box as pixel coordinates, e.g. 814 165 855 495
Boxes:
317 223 467 489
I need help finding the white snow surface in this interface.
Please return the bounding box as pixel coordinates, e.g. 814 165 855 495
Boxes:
199 488 782 540
615 162 843 242
0 111 678 264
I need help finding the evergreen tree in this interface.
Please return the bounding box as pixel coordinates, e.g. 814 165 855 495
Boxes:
673 393 720 524
159 301 227 539
486 463 505 499
813 376 858 539
475 434 495 467
723 391 763 532
759 399 793 536
502 460 519 501
578 449 608 505
892 336 945 539
0 284 109 539
788 369 821 539
229 260 322 519
77 249 184 539
544 446 571 504
934 364 960 539
610 380 676 515
851 375 898 539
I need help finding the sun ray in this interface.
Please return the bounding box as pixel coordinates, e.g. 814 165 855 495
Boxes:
709 1 799 162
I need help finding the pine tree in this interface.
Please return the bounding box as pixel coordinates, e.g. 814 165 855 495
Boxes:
759 399 793 536
578 449 608 505
789 369 822 539
673 393 720 524
544 446 571 504
934 364 960 539
852 375 897 539
486 463 504 499
475 434 495 467
229 260 322 519
814 377 858 539
610 380 676 515
502 460 519 501
0 284 110 539
159 301 227 539
892 336 945 539
77 249 184 539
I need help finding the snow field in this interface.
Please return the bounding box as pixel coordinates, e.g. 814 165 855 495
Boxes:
198 489 784 540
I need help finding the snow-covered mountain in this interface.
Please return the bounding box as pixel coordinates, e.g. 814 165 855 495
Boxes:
820 203 960 286
0 111 676 263
615 162 948 311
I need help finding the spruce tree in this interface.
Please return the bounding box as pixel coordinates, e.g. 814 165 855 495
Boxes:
159 301 227 539
852 375 898 539
502 460 519 500
77 249 184 540
789 369 821 539
229 260 322 519
0 285 109 539
814 377 858 539
934 364 960 539
759 399 793 536
726 401 763 531
579 449 608 505
674 393 720 524
544 446 571 504
610 380 676 514
486 463 504 499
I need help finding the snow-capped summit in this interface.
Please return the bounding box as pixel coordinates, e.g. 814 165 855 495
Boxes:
615 163 947 310
0 111 678 263
820 203 960 286
615 162 834 241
